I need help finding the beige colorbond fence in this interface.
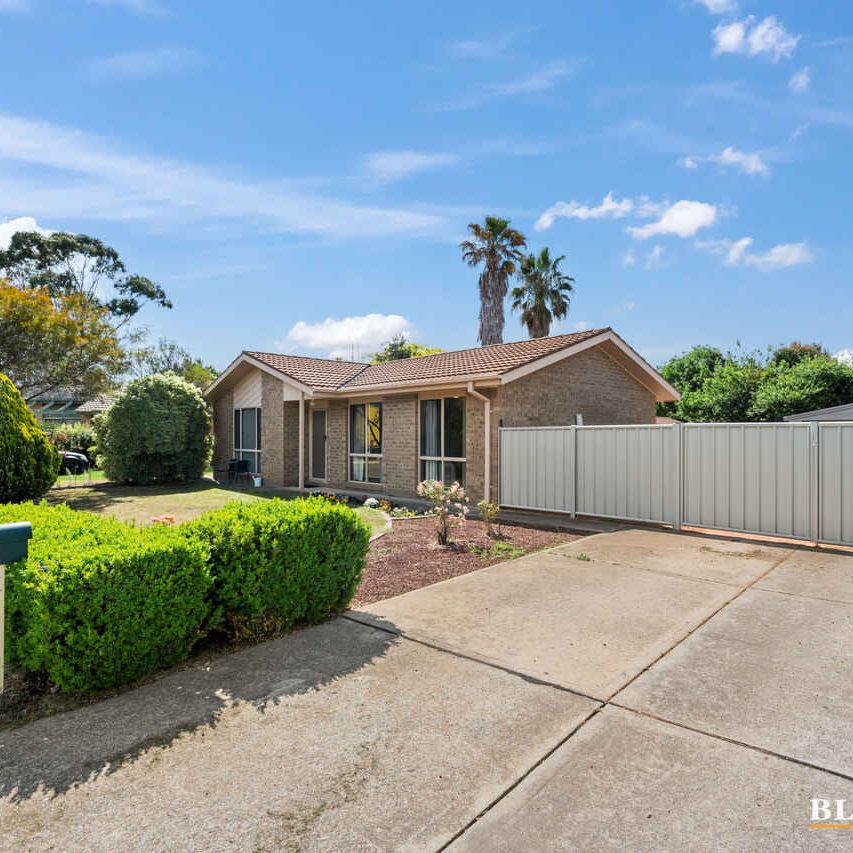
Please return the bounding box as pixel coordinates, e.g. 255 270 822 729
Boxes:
499 422 853 546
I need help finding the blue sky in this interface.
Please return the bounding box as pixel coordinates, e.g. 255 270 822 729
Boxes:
1 0 851 368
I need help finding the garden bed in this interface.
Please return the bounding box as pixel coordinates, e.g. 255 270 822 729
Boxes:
354 516 585 606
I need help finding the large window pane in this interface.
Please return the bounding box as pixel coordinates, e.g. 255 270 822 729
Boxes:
443 460 465 486
233 410 240 451
420 399 440 456
241 408 257 451
367 403 382 453
239 451 260 474
350 404 365 453
444 397 465 458
256 409 262 449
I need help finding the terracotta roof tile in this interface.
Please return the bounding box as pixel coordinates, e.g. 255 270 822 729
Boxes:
249 328 608 392
246 352 368 390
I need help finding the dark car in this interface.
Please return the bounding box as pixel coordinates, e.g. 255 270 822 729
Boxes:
59 451 89 475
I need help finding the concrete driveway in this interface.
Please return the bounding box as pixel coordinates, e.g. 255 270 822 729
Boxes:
2 528 852 851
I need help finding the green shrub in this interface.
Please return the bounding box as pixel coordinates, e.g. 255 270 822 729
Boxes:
95 373 213 485
0 373 60 502
185 497 370 639
0 502 211 693
45 421 97 464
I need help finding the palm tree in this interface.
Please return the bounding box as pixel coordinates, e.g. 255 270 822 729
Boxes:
460 216 527 346
511 248 575 339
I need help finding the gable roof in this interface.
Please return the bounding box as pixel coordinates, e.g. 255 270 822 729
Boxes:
207 328 679 402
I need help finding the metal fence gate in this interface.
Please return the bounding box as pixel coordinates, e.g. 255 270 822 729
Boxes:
499 422 853 546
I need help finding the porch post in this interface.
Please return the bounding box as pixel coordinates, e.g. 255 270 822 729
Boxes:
298 392 305 490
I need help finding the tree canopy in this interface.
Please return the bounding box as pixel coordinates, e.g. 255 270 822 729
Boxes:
659 343 853 422
370 334 443 363
131 337 220 390
511 247 574 339
0 278 125 400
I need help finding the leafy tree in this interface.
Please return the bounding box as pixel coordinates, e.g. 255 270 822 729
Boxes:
95 373 213 485
657 345 727 417
0 278 126 400
0 231 170 322
460 216 526 346
676 359 764 423
750 357 853 421
0 372 60 502
371 334 443 363
131 337 219 389
510 247 574 339
770 341 828 368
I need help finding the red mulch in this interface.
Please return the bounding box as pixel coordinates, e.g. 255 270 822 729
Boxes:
354 516 585 606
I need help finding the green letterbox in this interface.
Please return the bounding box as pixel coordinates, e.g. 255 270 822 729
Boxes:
0 522 31 564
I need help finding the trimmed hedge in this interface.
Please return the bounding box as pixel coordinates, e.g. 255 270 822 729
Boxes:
0 502 211 693
185 497 371 639
2 497 371 693
0 373 60 503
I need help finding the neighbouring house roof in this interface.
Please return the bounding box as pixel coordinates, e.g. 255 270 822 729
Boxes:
783 401 853 422
76 393 117 414
207 328 680 402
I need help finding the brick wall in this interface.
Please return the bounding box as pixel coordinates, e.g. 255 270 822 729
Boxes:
490 347 657 500
260 373 286 486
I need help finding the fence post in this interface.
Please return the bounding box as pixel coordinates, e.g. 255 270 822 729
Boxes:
0 522 32 694
673 424 684 531
810 423 820 546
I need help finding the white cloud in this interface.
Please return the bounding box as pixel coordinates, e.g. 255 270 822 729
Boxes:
0 215 50 249
680 146 770 177
571 320 592 332
712 16 799 62
87 46 203 79
696 0 737 12
0 112 445 238
645 245 665 269
627 200 718 240
621 248 638 267
362 150 459 184
282 313 413 359
85 0 167 14
536 192 635 230
789 67 811 94
0 0 30 11
836 349 853 366
697 236 814 270
446 31 523 60
433 59 579 111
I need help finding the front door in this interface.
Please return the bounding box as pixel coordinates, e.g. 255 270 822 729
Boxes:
311 409 327 480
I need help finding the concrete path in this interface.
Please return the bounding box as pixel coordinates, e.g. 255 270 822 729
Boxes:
1 528 851 851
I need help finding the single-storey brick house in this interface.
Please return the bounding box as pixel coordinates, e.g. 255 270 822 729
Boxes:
205 327 679 503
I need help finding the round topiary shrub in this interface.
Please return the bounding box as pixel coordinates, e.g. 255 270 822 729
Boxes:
95 372 213 485
0 373 60 502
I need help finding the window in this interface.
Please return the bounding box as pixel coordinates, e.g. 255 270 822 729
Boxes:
419 397 466 485
350 402 382 483
234 407 261 473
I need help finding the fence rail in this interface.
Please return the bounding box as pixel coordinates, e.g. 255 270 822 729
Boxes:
499 422 853 547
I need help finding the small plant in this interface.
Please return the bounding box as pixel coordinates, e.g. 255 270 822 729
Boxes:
416 480 469 545
574 552 591 562
477 499 502 538
389 505 417 518
470 540 525 562
378 499 392 513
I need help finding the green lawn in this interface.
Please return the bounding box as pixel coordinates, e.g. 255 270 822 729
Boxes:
47 480 388 535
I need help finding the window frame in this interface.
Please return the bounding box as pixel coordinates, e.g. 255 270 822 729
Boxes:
233 407 262 474
348 401 383 484
418 396 467 486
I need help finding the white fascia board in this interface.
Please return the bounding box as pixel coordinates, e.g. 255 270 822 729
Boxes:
204 352 314 399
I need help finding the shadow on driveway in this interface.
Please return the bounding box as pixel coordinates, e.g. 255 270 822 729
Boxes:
0 617 398 803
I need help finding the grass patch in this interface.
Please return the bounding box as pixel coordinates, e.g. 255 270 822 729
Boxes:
45 480 387 535
469 540 526 562
573 552 592 561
